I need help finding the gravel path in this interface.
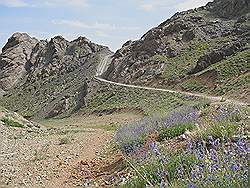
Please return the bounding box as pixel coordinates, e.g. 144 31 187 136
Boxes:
0 123 111 187
0 111 142 187
96 55 249 106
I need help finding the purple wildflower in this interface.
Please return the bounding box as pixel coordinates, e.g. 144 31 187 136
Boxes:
149 143 161 156
188 182 195 188
160 179 165 188
230 164 240 171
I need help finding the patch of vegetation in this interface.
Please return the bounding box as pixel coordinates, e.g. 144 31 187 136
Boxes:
157 123 196 141
150 54 169 63
210 48 250 95
180 80 208 92
117 104 249 187
161 40 210 81
1 117 25 128
94 123 120 132
33 144 49 161
215 72 250 95
200 121 240 140
84 83 203 116
59 137 71 145
123 137 248 188
115 107 199 155
213 47 249 83
180 44 250 96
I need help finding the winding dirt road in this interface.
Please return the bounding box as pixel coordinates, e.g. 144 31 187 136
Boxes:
96 55 249 106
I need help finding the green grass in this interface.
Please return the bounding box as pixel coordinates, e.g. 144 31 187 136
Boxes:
84 83 203 116
159 40 210 81
93 123 120 132
157 123 196 141
180 80 208 93
124 151 197 188
201 121 241 140
1 117 25 128
149 36 249 97
212 47 249 83
59 137 71 145
118 104 249 187
177 43 249 96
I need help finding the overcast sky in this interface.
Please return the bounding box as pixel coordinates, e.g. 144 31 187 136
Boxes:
0 0 211 51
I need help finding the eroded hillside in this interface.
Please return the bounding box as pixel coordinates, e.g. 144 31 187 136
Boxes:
0 33 112 119
104 0 250 102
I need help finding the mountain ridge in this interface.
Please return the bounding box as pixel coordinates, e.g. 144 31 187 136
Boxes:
0 0 249 119
0 33 112 119
102 0 249 102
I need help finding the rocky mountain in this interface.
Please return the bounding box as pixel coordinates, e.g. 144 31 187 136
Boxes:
0 33 111 119
104 0 249 102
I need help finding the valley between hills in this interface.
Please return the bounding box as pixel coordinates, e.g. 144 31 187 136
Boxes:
0 0 249 187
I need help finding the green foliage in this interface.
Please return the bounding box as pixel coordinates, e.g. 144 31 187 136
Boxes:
59 137 71 145
124 152 197 187
150 54 169 63
180 80 208 92
214 72 250 95
157 123 196 141
95 123 120 132
162 40 209 81
183 45 250 95
33 144 49 161
201 121 240 140
213 48 249 83
1 117 25 128
84 84 202 116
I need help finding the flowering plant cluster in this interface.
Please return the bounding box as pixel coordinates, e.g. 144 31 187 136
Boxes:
125 136 249 188
117 105 248 187
115 106 199 155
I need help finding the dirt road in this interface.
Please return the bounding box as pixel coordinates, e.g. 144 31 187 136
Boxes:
96 55 249 106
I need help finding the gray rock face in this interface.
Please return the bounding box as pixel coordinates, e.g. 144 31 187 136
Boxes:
104 0 250 85
0 33 38 90
0 33 111 118
189 41 247 74
207 0 250 19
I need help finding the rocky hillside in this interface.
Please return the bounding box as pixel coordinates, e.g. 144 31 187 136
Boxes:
104 0 249 102
0 33 111 119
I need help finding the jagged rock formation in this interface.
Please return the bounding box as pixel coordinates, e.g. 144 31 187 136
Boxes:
207 0 249 19
0 33 111 119
104 0 249 101
0 33 38 90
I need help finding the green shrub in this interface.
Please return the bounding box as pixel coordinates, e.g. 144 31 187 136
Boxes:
201 121 239 140
59 137 71 145
124 152 197 187
1 117 25 128
180 80 208 92
157 123 196 141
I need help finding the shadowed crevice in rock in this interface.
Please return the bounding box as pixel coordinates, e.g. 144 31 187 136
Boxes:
0 33 112 119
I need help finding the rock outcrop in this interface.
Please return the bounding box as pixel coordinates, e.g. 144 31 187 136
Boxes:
0 33 111 118
0 33 38 90
103 0 249 98
207 0 250 19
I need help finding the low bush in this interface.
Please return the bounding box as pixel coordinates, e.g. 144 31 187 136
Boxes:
1 117 25 128
124 137 248 187
201 121 240 140
59 137 71 145
157 123 196 141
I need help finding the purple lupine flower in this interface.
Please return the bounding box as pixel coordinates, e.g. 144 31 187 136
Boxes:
188 182 195 188
160 179 165 188
208 135 220 148
209 148 218 161
230 164 240 171
149 143 161 156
